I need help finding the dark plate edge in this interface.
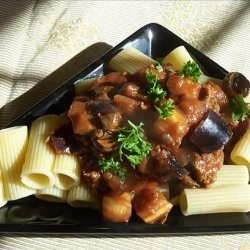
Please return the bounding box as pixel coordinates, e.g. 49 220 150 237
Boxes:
2 23 246 236
6 23 228 128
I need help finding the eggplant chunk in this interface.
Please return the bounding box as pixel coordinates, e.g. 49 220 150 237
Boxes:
68 101 96 135
88 101 118 115
132 183 173 224
190 110 232 153
138 146 188 179
223 72 250 98
102 192 132 223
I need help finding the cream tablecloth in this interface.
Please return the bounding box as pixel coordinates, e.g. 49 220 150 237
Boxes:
0 0 250 249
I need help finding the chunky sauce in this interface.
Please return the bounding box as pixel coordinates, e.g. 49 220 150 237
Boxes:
48 63 238 223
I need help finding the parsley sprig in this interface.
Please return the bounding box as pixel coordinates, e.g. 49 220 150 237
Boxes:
118 120 152 168
229 95 250 122
98 157 127 180
98 121 152 178
146 69 167 103
179 60 201 83
155 100 175 119
155 63 164 73
145 67 175 119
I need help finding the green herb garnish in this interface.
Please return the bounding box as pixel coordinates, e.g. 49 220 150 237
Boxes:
156 63 164 73
229 95 250 122
146 70 167 103
179 60 201 83
118 120 152 168
98 157 127 180
155 100 175 119
146 69 158 86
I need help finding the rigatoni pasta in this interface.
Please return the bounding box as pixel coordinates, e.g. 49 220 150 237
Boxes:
0 169 7 208
0 207 8 223
36 205 65 222
211 164 249 187
21 115 64 189
53 154 81 190
108 47 157 74
0 126 35 201
7 205 37 223
75 78 96 96
243 93 250 104
35 186 68 203
162 45 222 85
0 44 249 225
162 46 194 71
231 128 250 169
180 185 250 216
67 183 98 208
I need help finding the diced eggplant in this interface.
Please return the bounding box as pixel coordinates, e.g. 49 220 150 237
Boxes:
168 155 189 179
138 146 188 179
90 85 114 101
132 182 173 224
113 95 140 114
68 101 96 135
190 110 232 153
93 72 128 87
47 123 85 154
87 101 118 115
99 112 122 131
118 82 146 101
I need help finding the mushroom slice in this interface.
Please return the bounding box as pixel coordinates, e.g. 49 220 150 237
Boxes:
92 129 117 152
99 112 122 132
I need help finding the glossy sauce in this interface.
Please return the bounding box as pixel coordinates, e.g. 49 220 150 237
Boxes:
48 64 237 224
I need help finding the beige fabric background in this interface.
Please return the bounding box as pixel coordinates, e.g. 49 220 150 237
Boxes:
0 0 250 249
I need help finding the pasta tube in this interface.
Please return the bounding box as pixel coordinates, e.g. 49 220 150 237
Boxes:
108 47 157 75
0 168 7 208
7 205 37 223
162 46 193 71
0 126 35 201
75 78 96 95
231 128 250 169
21 115 63 189
0 207 8 223
53 154 81 190
180 185 250 216
211 164 249 187
67 183 98 208
162 46 221 84
200 74 222 86
36 205 65 222
244 94 250 104
35 186 68 203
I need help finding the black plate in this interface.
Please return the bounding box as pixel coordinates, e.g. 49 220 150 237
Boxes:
2 23 249 235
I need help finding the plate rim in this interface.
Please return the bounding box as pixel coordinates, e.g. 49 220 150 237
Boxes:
2 23 248 235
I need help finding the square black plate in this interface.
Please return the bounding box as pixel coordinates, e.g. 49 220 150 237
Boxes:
2 23 250 235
